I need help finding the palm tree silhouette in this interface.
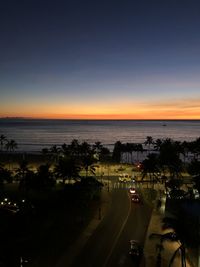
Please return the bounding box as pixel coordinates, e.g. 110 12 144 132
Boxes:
93 141 103 160
49 145 60 164
5 139 18 152
5 139 18 170
15 160 30 182
80 142 96 177
154 138 163 151
145 136 154 154
0 134 7 151
141 153 160 184
149 231 186 267
54 156 81 184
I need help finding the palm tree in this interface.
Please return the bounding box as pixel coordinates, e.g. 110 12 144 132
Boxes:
135 143 143 162
0 134 7 151
15 160 30 181
49 145 60 164
145 136 154 153
154 138 163 151
159 138 183 178
5 139 18 170
141 153 160 184
69 139 80 157
0 164 13 185
36 164 55 190
99 147 111 163
5 139 18 152
149 230 186 267
162 217 187 267
187 159 200 193
80 142 96 177
54 155 81 184
112 141 123 163
93 141 103 160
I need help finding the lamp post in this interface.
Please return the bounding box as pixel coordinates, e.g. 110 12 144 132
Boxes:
107 164 110 192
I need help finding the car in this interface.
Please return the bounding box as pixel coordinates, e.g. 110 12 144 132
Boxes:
118 173 132 183
129 240 143 259
131 194 140 203
129 187 136 194
193 189 200 199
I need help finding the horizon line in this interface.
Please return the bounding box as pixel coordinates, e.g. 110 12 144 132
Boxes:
1 116 200 121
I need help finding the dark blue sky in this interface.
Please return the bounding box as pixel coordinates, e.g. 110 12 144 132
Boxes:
1 0 200 119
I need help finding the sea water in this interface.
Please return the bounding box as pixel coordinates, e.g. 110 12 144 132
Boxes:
0 119 200 152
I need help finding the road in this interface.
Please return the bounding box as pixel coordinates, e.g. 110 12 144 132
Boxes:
71 182 152 267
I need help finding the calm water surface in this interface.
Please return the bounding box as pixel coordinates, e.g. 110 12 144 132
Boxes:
0 119 200 151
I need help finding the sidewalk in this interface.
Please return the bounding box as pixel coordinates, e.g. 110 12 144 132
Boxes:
56 186 111 267
143 194 197 267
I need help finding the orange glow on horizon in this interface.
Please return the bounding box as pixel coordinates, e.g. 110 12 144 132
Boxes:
1 111 200 120
1 97 200 120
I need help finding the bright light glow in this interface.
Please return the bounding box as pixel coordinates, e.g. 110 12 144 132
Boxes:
129 188 136 194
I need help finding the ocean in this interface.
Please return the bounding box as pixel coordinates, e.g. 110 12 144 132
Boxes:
0 119 200 152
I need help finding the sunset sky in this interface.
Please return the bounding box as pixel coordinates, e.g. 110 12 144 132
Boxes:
1 0 200 119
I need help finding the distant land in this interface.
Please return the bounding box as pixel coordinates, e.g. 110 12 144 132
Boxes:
0 117 200 121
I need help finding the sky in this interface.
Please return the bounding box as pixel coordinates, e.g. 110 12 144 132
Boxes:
0 0 200 119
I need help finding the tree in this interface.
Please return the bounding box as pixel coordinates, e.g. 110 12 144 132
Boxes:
0 164 13 185
93 141 103 160
162 217 187 267
19 169 36 191
15 160 30 182
112 141 122 163
159 138 183 178
141 153 160 183
154 138 163 151
49 145 60 164
0 134 7 151
79 142 96 177
68 139 80 157
36 164 55 190
135 143 143 162
99 147 111 163
5 139 18 170
41 148 50 162
149 230 186 267
188 159 200 176
144 136 154 152
54 155 81 184
187 159 200 192
5 139 18 152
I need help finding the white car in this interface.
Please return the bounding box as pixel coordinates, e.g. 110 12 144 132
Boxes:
118 173 132 183
193 189 200 199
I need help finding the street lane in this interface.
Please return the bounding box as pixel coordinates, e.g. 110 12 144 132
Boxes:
106 197 152 267
71 188 130 267
71 183 152 267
